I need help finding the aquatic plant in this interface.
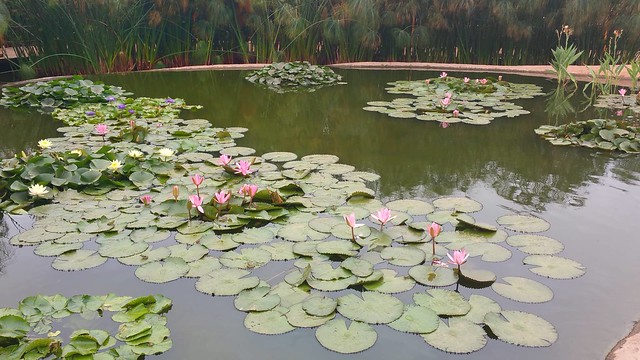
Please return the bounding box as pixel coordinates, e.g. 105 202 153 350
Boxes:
550 25 583 87
0 294 173 358
245 62 344 93
535 119 640 153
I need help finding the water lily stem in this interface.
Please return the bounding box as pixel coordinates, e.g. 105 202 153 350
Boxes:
431 236 436 256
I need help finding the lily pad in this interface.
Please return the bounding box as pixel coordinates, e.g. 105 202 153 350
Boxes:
484 311 557 347
315 319 377 354
362 269 416 294
409 265 458 287
506 234 564 255
523 255 586 279
386 199 434 216
460 295 502 324
135 257 190 283
387 304 439 334
52 250 107 271
433 197 482 213
413 289 471 316
219 248 271 269
380 246 426 266
422 318 487 354
286 303 334 328
244 307 294 335
337 292 404 324
491 277 553 303
196 269 260 296
302 296 337 317
234 286 281 312
497 214 550 233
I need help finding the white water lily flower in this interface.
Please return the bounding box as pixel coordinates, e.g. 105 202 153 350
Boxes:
28 184 49 197
158 148 175 160
70 149 83 156
108 160 123 172
128 149 144 158
38 139 52 149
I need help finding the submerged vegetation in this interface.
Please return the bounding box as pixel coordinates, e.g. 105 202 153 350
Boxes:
2 1 640 76
0 78 587 355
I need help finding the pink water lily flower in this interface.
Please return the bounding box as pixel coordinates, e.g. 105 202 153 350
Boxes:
447 249 470 266
188 195 204 213
440 72 448 78
234 160 254 176
463 77 470 83
425 79 431 84
428 222 443 238
191 174 204 186
440 122 450 128
371 208 396 231
172 185 179 201
95 124 109 136
445 92 452 99
616 110 624 116
140 194 152 206
214 190 231 205
217 154 232 166
239 184 258 197
440 97 452 108
344 213 364 229
480 78 488 85
619 88 627 96
453 109 460 118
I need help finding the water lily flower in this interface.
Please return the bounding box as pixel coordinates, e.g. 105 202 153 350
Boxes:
440 122 450 128
28 184 48 197
371 208 396 231
344 213 364 242
480 78 488 85
70 149 83 156
129 120 136 129
616 110 624 116
128 149 143 158
425 79 430 84
440 72 448 78
95 124 109 136
239 184 259 205
189 195 205 213
447 249 470 267
214 190 231 205
106 96 116 102
463 77 470 83
191 174 204 187
440 97 452 108
217 154 232 166
128 109 135 115
234 160 254 176
498 75 503 81
453 109 460 118
140 194 152 205
85 111 95 116
619 88 627 96
444 92 452 99
38 139 52 150
427 222 443 256
117 103 126 110
474 79 480 84
172 185 180 201
108 159 123 172
158 148 175 160
165 98 175 104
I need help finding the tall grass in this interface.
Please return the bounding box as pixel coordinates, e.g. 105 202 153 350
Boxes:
1 0 640 76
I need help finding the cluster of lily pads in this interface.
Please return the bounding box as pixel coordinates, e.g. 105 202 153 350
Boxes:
0 79 586 355
535 119 639 153
0 293 173 359
363 74 544 125
593 91 640 115
244 61 344 93
0 76 131 112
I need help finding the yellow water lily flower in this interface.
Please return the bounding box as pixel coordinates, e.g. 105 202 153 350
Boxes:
38 139 52 149
108 160 123 172
158 148 175 160
70 149 83 156
128 149 144 159
28 184 49 197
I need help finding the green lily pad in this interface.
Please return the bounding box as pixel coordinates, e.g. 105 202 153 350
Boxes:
497 214 550 233
234 286 281 312
244 307 294 335
98 240 149 258
184 256 222 277
433 197 483 213
460 295 502 324
523 255 586 279
380 246 426 266
167 244 208 263
409 265 458 287
340 257 374 277
268 282 310 308
484 311 558 347
259 241 297 261
302 296 337 317
331 224 371 241
311 262 353 280
286 303 335 328
386 199 434 216
219 248 271 269
135 257 190 283
307 276 357 292
34 242 83 257
315 319 377 354
492 276 553 303
11 227 63 245
387 304 439 334
199 233 239 251
0 315 30 339
118 247 171 266
413 289 471 316
52 250 107 271
436 228 507 244
277 223 327 242
422 318 487 354
196 269 260 296
448 242 512 262
506 234 564 255
130 228 171 243
262 151 297 162
232 228 274 244
316 240 360 256
337 292 404 324
362 269 416 294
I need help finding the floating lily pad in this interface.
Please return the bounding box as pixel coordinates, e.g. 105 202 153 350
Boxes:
340 257 374 277
523 255 586 279
277 223 327 242
184 256 222 277
135 257 190 283
422 318 487 354
167 244 208 263
409 265 458 287
491 277 553 303
34 242 83 257
234 286 280 312
268 282 310 308
315 319 377 354
52 250 107 271
433 197 482 213
219 248 271 269
460 295 502 324
413 289 470 316
259 241 297 261
99 240 149 258
386 199 434 216
262 152 298 162
316 240 360 257
118 247 171 266
380 246 426 266
196 269 260 296
497 214 550 233
506 235 564 255
363 269 416 294
286 303 334 328
484 311 557 347
337 292 404 324
244 307 294 335
387 304 439 334
302 296 337 317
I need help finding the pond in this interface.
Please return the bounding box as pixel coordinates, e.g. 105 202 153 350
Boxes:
0 69 638 359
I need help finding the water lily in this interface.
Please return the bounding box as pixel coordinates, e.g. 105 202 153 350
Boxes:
158 148 175 160
140 194 152 205
234 160 254 176
463 77 470 83
106 96 116 102
619 88 627 96
447 249 470 274
480 78 488 85
188 195 205 213
85 111 95 116
214 190 231 205
445 92 452 98
440 122 450 128
217 154 232 166
239 184 259 205
70 149 83 156
128 149 143 159
129 120 136 129
38 139 52 150
440 97 452 108
428 222 443 256
191 174 204 196
165 98 175 104
28 184 48 197
425 79 430 84
616 110 624 116
371 208 396 231
344 213 364 242
128 109 135 115
440 72 448 78
108 159 123 172
172 185 180 201
95 124 109 136
117 103 126 110
453 109 460 118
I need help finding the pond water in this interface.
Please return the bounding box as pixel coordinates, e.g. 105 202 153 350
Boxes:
0 69 639 359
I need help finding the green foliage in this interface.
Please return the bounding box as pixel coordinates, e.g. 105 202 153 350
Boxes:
0 294 173 359
535 119 640 153
0 76 130 112
245 62 344 93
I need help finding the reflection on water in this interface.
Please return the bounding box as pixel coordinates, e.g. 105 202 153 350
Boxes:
0 214 16 274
